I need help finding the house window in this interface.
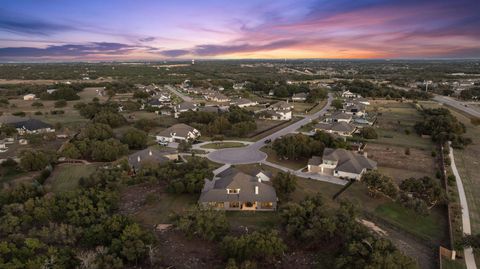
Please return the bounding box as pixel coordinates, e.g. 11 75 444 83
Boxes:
227 189 239 194
260 202 273 209
229 202 240 208
208 202 224 208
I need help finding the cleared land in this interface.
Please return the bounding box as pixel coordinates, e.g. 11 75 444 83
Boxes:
47 163 100 193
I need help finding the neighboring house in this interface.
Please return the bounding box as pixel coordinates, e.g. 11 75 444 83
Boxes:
259 110 292 121
327 111 352 123
343 104 366 116
308 148 377 180
23 94 36 101
260 101 293 120
199 168 277 211
314 122 356 137
10 119 55 135
148 99 163 108
128 147 178 172
270 101 294 111
231 98 258 108
355 97 370 106
46 89 58 94
206 92 230 103
198 106 220 113
341 90 358 98
156 123 200 143
292 92 308 102
174 101 197 118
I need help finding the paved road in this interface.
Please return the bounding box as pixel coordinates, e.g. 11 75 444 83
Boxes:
433 95 480 118
449 142 477 269
205 94 347 186
165 85 193 102
207 94 333 164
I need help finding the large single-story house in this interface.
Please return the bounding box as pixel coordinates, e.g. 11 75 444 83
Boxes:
341 90 359 98
231 98 258 108
314 122 356 136
199 168 277 211
10 119 55 135
128 147 178 172
206 92 230 103
326 111 352 123
292 92 308 102
156 123 200 143
174 102 197 118
308 148 377 180
343 104 366 116
259 110 292 121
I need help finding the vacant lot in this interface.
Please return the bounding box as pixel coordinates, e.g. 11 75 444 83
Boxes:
261 147 307 170
47 163 100 193
368 100 434 150
366 143 436 182
120 183 198 227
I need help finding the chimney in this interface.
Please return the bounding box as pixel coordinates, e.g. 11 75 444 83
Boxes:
255 186 259 195
363 152 368 157
258 177 261 182
149 150 152 156
137 156 141 162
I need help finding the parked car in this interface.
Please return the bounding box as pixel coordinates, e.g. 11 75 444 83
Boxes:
264 139 272 144
158 140 169 146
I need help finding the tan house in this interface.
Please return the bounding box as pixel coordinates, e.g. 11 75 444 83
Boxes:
314 122 356 136
127 147 178 172
199 168 277 211
308 148 377 180
156 123 200 143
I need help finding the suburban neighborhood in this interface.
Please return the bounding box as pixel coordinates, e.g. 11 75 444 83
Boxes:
1 1 480 268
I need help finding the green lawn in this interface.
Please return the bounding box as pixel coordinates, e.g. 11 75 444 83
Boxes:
226 211 280 229
375 202 446 242
49 163 99 193
201 142 247 149
441 257 466 269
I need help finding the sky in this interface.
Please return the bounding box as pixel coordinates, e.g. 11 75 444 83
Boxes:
0 0 479 61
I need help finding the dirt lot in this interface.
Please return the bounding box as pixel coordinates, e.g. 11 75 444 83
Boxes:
366 143 436 182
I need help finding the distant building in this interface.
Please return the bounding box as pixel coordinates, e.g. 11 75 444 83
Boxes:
308 148 377 180
326 111 352 123
292 92 308 102
314 122 356 137
10 119 55 135
156 123 200 143
174 102 197 118
231 98 258 108
199 168 277 211
23 94 36 101
341 90 358 98
128 147 178 172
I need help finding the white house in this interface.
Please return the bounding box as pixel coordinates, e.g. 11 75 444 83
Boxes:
23 94 36 101
231 98 258 108
156 123 200 143
341 90 358 98
308 148 377 180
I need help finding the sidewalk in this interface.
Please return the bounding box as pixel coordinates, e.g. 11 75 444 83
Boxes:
449 142 477 269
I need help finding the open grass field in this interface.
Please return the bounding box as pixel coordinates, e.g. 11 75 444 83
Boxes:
226 211 280 230
368 100 434 150
47 163 100 193
375 202 446 242
200 142 247 149
367 143 436 182
292 102 315 114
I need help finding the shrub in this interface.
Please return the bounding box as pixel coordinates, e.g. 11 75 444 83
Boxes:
404 147 410 155
360 127 378 139
34 111 43 115
12 111 26 117
54 99 67 108
31 101 44 107
221 230 286 262
172 207 229 241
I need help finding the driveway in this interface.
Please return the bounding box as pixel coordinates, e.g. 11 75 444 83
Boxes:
433 95 480 118
449 142 477 269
